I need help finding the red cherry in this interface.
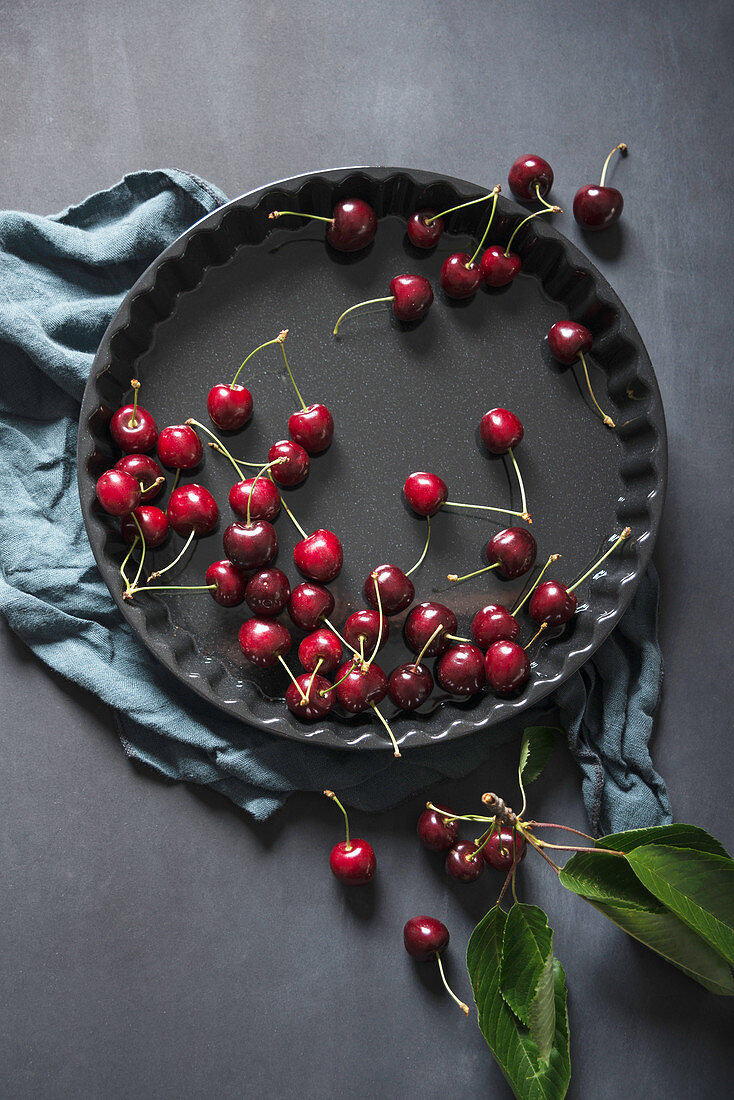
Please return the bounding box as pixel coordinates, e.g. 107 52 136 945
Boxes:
204 559 248 607
403 471 448 517
403 915 449 960
480 245 521 287
244 568 291 617
573 143 627 231
364 564 414 616
110 401 158 453
388 662 434 710
436 644 486 696
485 640 530 694
471 604 520 649
406 210 444 248
96 469 141 516
389 274 434 321
547 320 593 364
329 838 377 884
508 154 554 201
157 424 203 469
238 618 291 668
528 580 578 626
120 505 169 548
114 454 164 500
404 602 458 658
166 484 218 536
479 408 524 454
486 527 537 579
334 661 388 713
440 252 482 299
286 674 335 721
287 582 335 632
288 404 334 454
483 828 527 871
206 383 253 431
326 198 378 252
293 529 343 583
344 610 389 655
229 477 281 522
417 805 459 851
298 628 342 674
445 841 484 882
223 520 277 570
268 440 310 486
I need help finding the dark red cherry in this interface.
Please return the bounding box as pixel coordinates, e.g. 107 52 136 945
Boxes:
445 841 484 883
268 440 310 486
344 610 389 655
245 568 291 617
157 424 203 469
204 559 248 607
96 469 140 516
508 154 554 201
115 454 164 500
364 564 414 616
326 198 378 252
223 520 277 570
483 828 527 871
166 484 218 536
403 471 448 517
404 602 458 658
486 527 537 579
238 618 291 668
485 640 530 695
206 383 253 431
229 477 281 522
110 403 158 453
406 210 443 248
471 604 520 649
120 505 169 548
547 320 593 365
436 643 485 696
573 185 623 231
479 408 524 454
388 662 433 710
298 628 342 674
288 404 334 454
329 837 377 884
293 529 343 583
528 580 578 626
417 804 459 851
440 252 482 299
389 274 434 321
286 673 335 721
403 915 449 960
480 245 521 287
335 662 388 713
287 581 335 631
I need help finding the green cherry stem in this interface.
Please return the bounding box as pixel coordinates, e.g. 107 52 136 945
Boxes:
523 622 548 650
600 143 628 188
435 952 470 1015
503 205 561 257
275 486 308 539
447 562 500 584
186 419 246 479
278 331 307 410
567 528 631 593
171 468 181 493
577 352 615 428
333 296 393 336
323 618 361 660
534 183 556 211
140 475 166 499
444 499 532 523
425 802 496 825
423 191 497 227
370 703 401 758
411 624 444 671
147 530 195 581
323 789 352 847
126 583 217 600
320 659 359 697
364 574 385 669
278 655 308 703
405 516 431 577
247 460 285 526
119 536 138 594
128 378 140 427
269 210 333 226
507 447 529 518
466 186 501 267
512 554 562 616
306 657 324 702
445 633 471 643
231 331 287 387
130 511 147 591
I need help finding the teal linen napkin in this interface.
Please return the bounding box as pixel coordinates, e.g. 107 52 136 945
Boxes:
0 169 671 833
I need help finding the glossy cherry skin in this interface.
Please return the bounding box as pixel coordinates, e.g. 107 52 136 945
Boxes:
547 320 593 364
437 643 486 696
157 425 203 470
388 662 434 710
229 477 281 523
485 640 531 695
404 602 458 658
403 916 449 960
403 471 448 517
287 581 335 631
204 559 248 607
329 838 377 885
406 210 443 248
223 520 277 571
120 505 169 548
573 185 623 231
480 408 524 454
166 484 218 536
364 564 414 616
288 405 334 454
244 568 291 617
206 383 253 431
528 580 578 626
115 454 165 500
471 604 520 649
486 527 537 579
508 154 554 201
286 673 335 721
326 198 378 252
483 828 527 871
298 628 342 674
96 469 141 516
268 440 310 486
110 403 158 453
344 610 389 654
237 618 291 668
293 529 343 583
480 245 521 288
390 274 434 321
445 841 484 883
440 252 482 299
416 804 459 852
335 661 388 713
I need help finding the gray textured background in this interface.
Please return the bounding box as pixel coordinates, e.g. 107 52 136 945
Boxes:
1 1 733 1097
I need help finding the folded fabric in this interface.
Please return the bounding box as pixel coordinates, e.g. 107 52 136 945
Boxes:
0 169 672 834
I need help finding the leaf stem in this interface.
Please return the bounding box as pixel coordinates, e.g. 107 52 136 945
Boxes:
526 821 595 841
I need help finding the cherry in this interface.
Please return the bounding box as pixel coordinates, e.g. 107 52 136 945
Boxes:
404 602 459 659
244 568 291 617
238 618 291 668
229 476 281 522
335 661 388 712
286 673 335 721
206 383 253 431
403 471 448 517
403 916 469 1015
332 274 433 334
483 828 527 871
289 405 334 454
364 564 414 616
120 505 169 548
324 790 377 885
109 379 158 453
417 804 459 851
114 454 165 500
471 604 520 649
436 643 486 696
167 484 218 536
573 143 627 231
484 640 530 695
388 662 434 710
344 610 389 656
268 440 310 486
480 245 521 287
508 154 554 202
287 581 335 631
406 210 444 248
96 469 141 516
269 198 378 252
157 424 203 469
293 529 343 583
445 841 484 883
486 526 537 579
223 520 277 571
480 408 524 453
547 320 615 429
204 559 249 607
440 252 483 299
298 628 342 674
528 580 578 626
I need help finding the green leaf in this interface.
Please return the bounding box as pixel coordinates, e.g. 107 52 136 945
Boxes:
500 903 554 1026
560 850 664 910
596 824 731 859
528 951 556 1066
519 727 558 787
467 906 571 1100
626 845 734 966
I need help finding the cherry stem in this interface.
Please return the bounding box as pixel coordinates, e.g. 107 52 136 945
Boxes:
359 636 365 664
247 460 284 526
522 829 561 873
526 821 595 841
323 789 352 847
467 186 501 267
445 633 470 643
279 333 307 410
333 296 393 336
370 703 401 758
424 191 497 226
230 331 286 388
435 952 470 1016
322 617 360 659
425 802 496 826
577 352 615 428
365 574 385 668
147 529 195 581
444 500 531 522
447 563 500 584
278 654 308 703
119 536 138 594
523 622 548 650
320 659 359 696
496 864 515 907
472 819 500 859
306 657 323 702
268 210 333 225
171 468 180 493
405 515 431 577
567 528 631 594
534 183 556 211
186 419 245 479
128 584 217 597
128 379 140 427
600 143 628 188
140 475 166 498
276 488 308 539
512 554 562 616
504 206 561 257
411 624 443 671
130 511 147 591
507 448 529 518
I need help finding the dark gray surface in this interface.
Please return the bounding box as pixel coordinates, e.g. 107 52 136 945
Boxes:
1 1 733 1098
